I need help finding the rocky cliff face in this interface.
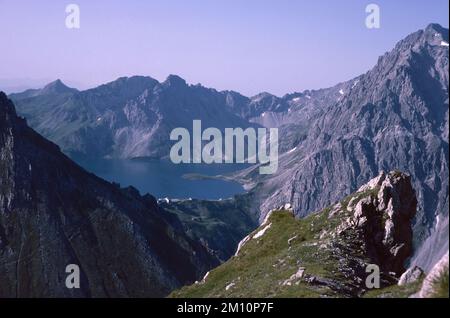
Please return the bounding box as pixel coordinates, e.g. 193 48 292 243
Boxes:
0 92 219 297
236 23 449 272
172 172 418 298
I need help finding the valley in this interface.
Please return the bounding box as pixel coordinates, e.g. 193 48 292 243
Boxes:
0 23 448 298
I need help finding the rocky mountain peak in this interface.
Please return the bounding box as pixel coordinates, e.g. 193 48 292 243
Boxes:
391 23 449 57
0 91 16 117
425 23 449 39
251 92 276 101
163 74 187 88
163 74 187 87
41 79 77 95
244 24 448 275
100 76 158 92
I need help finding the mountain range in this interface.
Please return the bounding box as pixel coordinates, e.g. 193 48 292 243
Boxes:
1 23 449 296
238 23 449 272
10 76 256 159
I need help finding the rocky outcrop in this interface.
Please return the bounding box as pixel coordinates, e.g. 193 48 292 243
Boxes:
332 171 417 277
398 266 425 286
172 171 418 298
0 92 218 297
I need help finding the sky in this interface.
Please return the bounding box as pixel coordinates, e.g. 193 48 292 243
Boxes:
0 0 448 96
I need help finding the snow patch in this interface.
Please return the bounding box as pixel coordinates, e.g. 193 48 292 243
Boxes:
292 97 301 102
234 234 252 256
441 41 449 47
435 214 441 229
201 271 210 283
225 282 235 291
288 235 298 245
339 89 345 95
262 210 274 226
253 223 272 239
287 147 297 154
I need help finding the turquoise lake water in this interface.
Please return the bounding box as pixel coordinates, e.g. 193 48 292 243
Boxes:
74 157 247 200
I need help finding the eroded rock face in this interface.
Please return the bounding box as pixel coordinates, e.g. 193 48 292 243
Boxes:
333 172 417 277
0 92 218 297
240 24 448 272
398 266 424 286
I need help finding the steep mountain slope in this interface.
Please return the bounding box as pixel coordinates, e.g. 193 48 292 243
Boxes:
172 172 418 298
11 76 255 159
8 23 449 273
235 23 449 271
0 92 219 297
160 195 258 262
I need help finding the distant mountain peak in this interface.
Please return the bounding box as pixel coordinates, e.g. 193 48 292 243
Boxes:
372 23 449 79
115 75 157 83
425 23 448 35
422 23 449 44
41 79 77 95
164 74 187 87
96 76 159 95
418 23 448 44
251 92 276 102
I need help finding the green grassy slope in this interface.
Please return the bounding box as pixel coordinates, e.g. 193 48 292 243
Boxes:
171 172 420 298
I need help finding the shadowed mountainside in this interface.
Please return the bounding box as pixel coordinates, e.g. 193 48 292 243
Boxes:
0 92 221 297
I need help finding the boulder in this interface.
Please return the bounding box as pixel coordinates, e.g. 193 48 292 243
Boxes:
398 266 424 286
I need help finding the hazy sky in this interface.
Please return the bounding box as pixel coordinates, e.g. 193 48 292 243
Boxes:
0 0 448 96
